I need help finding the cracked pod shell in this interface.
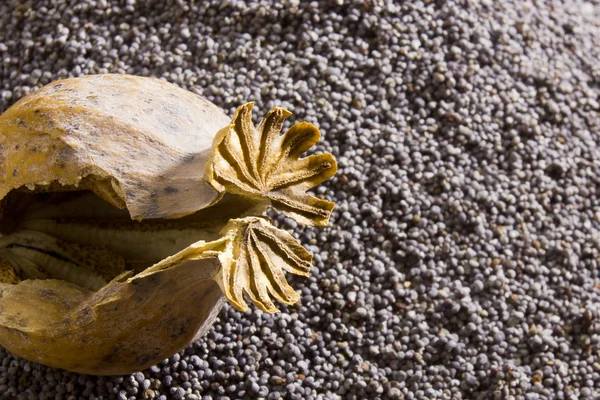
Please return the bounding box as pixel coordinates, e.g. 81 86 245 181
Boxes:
0 74 229 220
0 74 337 375
0 246 226 375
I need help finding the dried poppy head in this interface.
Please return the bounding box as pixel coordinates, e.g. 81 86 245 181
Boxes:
0 75 337 375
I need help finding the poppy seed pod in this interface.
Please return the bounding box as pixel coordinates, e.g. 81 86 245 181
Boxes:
0 74 337 375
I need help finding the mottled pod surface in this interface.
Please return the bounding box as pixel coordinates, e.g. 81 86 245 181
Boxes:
0 74 336 375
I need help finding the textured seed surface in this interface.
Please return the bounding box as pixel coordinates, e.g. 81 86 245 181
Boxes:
1 0 600 399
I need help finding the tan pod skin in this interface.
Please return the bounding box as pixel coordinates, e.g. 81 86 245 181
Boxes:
0 75 337 375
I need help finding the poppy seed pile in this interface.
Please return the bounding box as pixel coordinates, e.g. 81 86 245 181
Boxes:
1 0 599 399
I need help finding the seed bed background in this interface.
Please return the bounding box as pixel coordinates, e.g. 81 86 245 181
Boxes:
0 1 599 399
